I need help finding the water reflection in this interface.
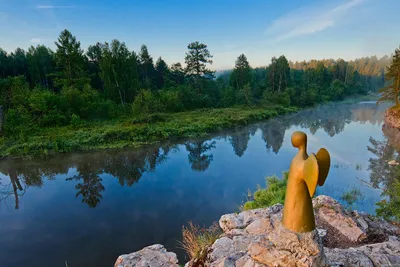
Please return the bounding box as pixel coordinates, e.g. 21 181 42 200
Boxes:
367 124 400 190
0 100 397 267
185 139 216 172
0 102 390 210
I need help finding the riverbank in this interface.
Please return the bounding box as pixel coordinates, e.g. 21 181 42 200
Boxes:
0 105 296 158
115 195 400 267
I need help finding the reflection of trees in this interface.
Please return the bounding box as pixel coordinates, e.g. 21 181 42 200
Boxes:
255 102 387 154
0 144 177 209
367 137 399 188
229 128 250 157
260 118 286 154
185 139 216 172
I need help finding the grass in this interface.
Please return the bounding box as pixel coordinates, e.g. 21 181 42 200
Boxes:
180 221 221 265
0 105 296 158
340 187 363 207
242 172 288 211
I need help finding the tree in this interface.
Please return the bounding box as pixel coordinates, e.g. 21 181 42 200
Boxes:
27 45 55 89
138 45 155 89
230 54 252 89
267 56 290 92
86 42 104 91
155 57 169 89
184 41 214 91
378 46 400 106
99 40 139 105
169 62 185 86
53 29 88 89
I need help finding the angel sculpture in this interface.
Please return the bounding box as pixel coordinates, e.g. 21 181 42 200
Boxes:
282 131 331 233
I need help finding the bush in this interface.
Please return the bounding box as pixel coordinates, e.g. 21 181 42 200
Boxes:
159 90 183 112
242 172 288 210
180 221 221 262
132 89 162 115
262 91 291 107
70 114 84 128
376 179 400 222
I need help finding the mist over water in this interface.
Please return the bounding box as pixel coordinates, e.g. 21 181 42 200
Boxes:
0 101 395 267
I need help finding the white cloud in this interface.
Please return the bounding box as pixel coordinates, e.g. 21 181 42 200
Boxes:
265 0 364 42
36 5 76 9
30 38 42 43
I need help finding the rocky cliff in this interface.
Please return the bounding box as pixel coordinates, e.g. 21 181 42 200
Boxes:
114 196 400 267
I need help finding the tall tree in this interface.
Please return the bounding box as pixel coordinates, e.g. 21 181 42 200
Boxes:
27 45 55 89
138 45 155 89
169 62 185 86
155 57 169 89
99 40 139 105
86 42 103 91
184 41 214 91
378 47 400 106
53 29 88 89
230 54 252 89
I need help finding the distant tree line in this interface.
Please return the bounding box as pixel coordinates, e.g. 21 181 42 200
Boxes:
0 29 392 136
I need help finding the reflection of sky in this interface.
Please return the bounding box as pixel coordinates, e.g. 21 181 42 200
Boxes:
0 102 391 267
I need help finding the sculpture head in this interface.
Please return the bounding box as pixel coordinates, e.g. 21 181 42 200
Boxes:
291 131 307 149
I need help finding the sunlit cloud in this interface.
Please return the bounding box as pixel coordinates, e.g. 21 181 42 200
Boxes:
265 0 364 42
36 5 76 9
30 38 42 43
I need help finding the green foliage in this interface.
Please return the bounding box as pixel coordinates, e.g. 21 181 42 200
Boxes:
340 187 363 207
378 47 400 106
242 172 288 210
376 179 400 222
70 114 84 128
0 105 295 157
263 90 291 107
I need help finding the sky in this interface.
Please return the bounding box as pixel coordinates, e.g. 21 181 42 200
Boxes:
0 0 399 70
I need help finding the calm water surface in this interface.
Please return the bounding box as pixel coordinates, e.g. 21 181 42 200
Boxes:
0 101 397 267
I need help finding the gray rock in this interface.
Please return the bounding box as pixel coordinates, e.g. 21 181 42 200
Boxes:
114 244 179 267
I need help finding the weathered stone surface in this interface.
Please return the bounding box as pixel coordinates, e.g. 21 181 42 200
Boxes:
114 244 179 267
117 195 400 267
313 195 366 243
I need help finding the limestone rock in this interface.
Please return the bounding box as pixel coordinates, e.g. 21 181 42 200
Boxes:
313 195 366 244
114 244 179 267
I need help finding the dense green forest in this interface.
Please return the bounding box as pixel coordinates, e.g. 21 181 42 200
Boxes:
0 29 390 157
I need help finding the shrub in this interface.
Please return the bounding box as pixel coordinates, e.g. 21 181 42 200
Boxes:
263 91 291 107
180 221 221 263
242 172 288 210
159 90 183 112
132 89 163 115
376 179 400 222
70 114 84 128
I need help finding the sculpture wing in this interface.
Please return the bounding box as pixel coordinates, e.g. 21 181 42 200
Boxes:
316 148 330 186
303 153 319 197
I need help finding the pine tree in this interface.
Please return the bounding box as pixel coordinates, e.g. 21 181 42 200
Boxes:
230 54 252 90
138 45 155 89
27 45 55 89
155 57 169 89
378 47 400 106
53 29 88 89
184 41 214 90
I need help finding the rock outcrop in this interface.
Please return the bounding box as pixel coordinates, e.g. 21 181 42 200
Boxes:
114 195 400 267
114 244 179 267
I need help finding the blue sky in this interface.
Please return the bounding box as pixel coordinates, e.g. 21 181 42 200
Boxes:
1 0 399 70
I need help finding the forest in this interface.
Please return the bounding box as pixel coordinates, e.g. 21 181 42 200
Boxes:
0 29 391 157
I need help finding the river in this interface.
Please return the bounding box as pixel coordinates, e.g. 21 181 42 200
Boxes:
0 101 397 267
